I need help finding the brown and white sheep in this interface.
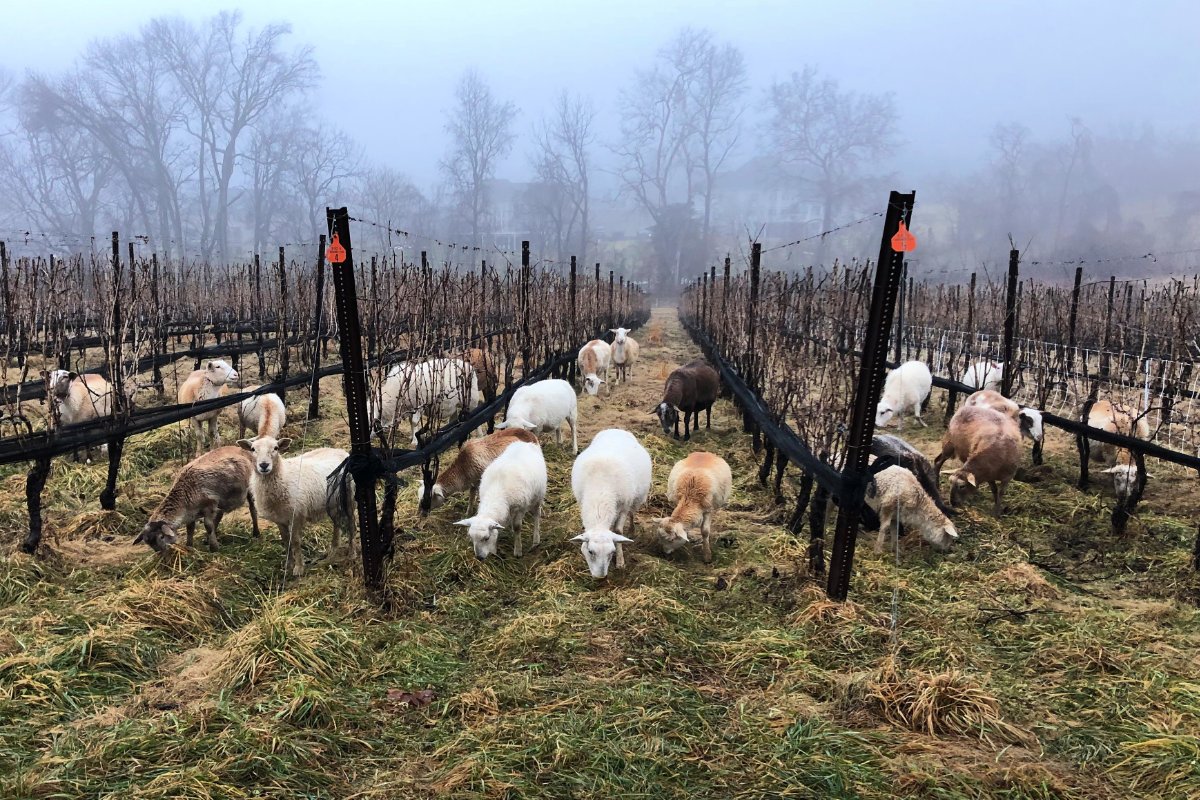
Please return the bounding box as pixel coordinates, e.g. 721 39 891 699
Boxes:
237 388 287 441
865 465 958 554
577 339 612 396
1086 399 1151 503
464 347 498 402
934 405 1023 516
653 358 719 441
43 369 114 463
135 446 261 552
652 451 732 563
178 359 239 457
418 427 540 510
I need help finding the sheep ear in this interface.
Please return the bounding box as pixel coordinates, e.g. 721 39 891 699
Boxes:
939 469 956 475
612 533 634 544
67 371 79 381
276 438 292 452
570 533 589 542
489 522 504 531
494 420 510 430
236 439 253 450
133 530 147 545
453 518 476 527
205 361 214 369
964 473 977 487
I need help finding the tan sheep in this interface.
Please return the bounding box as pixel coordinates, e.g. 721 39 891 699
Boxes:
1086 399 1151 503
866 465 958 555
135 446 260 552
935 405 1023 516
652 451 732 563
178 359 239 457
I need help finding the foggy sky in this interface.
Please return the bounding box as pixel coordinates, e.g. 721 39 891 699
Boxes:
6 0 1198 194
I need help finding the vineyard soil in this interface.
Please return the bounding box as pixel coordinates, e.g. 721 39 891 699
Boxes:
1 308 1198 798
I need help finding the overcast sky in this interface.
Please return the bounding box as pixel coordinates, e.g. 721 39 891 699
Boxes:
5 0 1199 191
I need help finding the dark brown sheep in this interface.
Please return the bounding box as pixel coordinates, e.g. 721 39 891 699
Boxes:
653 358 719 441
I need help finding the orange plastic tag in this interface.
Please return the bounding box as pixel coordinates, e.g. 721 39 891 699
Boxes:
328 232 347 263
891 220 917 252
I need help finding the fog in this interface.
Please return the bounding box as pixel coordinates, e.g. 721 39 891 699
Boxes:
1 0 1198 290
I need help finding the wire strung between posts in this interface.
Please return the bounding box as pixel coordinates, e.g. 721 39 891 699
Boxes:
759 211 886 254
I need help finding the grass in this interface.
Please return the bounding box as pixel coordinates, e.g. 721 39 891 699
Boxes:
0 307 1198 798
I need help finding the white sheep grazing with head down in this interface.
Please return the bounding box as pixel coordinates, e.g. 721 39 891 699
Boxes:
875 361 932 429
571 429 651 578
577 339 612 396
609 328 640 384
454 440 547 560
495 378 578 454
178 359 240 457
238 436 355 578
961 360 1004 393
369 357 481 447
865 465 958 555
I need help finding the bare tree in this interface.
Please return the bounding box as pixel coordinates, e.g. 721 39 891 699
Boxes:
441 69 517 249
767 66 898 265
990 122 1031 239
530 91 595 263
245 111 299 255
355 166 427 252
149 12 317 262
288 124 361 243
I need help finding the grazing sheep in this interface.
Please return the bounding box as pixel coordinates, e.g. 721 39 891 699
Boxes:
237 388 287 441
369 357 481 447
238 436 355 578
178 360 240 457
418 427 539 510
44 369 114 463
652 452 732 562
875 361 932 429
870 434 954 517
865 465 958 554
495 378 578 454
609 327 640 384
577 339 612 396
135 446 260 552
963 389 1044 444
454 441 547 560
654 358 720 441
960 360 1004 393
465 347 498 402
934 405 1023 516
1086 399 1151 503
571 429 651 578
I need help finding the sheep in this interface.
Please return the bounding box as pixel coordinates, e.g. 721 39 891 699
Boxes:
495 378 578 454
369 357 481 447
454 441 547 560
934 405 1023 516
963 389 1044 445
238 436 356 578
135 446 261 552
571 428 651 578
43 369 114 463
960 359 1004 393
418 427 539 511
1086 399 1151 503
875 361 932 429
870 434 954 517
237 388 287 441
652 452 732 563
178 359 239 457
653 358 720 441
464 347 498 402
609 327 640 384
865 465 958 555
577 339 612 396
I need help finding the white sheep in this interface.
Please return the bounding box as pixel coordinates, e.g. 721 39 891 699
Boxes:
960 359 1004 393
238 436 355 578
369 357 481 447
179 360 240 457
866 465 958 555
609 327 640 384
454 440 547 560
237 388 287 441
571 428 651 578
43 369 114 463
577 340 612 396
495 378 578 454
875 361 932 429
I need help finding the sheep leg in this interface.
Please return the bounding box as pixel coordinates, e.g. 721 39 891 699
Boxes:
570 411 578 455
530 502 542 551
209 417 221 449
914 408 928 428
874 507 893 555
555 425 563 446
701 512 713 563
185 521 196 549
204 511 220 551
512 514 523 557
683 413 692 442
191 418 204 457
706 405 712 429
615 542 626 570
933 440 955 472
247 491 261 538
284 520 306 578
992 479 1010 517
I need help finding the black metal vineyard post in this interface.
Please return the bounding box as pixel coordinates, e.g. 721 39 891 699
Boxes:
327 207 385 599
826 191 915 601
307 234 326 421
1001 249 1019 398
100 232 125 511
277 247 289 400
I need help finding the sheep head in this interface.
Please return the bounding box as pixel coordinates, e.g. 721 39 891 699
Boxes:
875 401 896 428
455 516 503 559
948 469 978 506
923 520 959 552
44 369 75 398
134 520 178 552
238 436 290 475
653 402 678 436
204 359 239 386
1102 463 1142 504
653 517 691 554
609 327 630 345
417 482 447 509
583 374 605 395
571 530 633 578
1018 408 1044 443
